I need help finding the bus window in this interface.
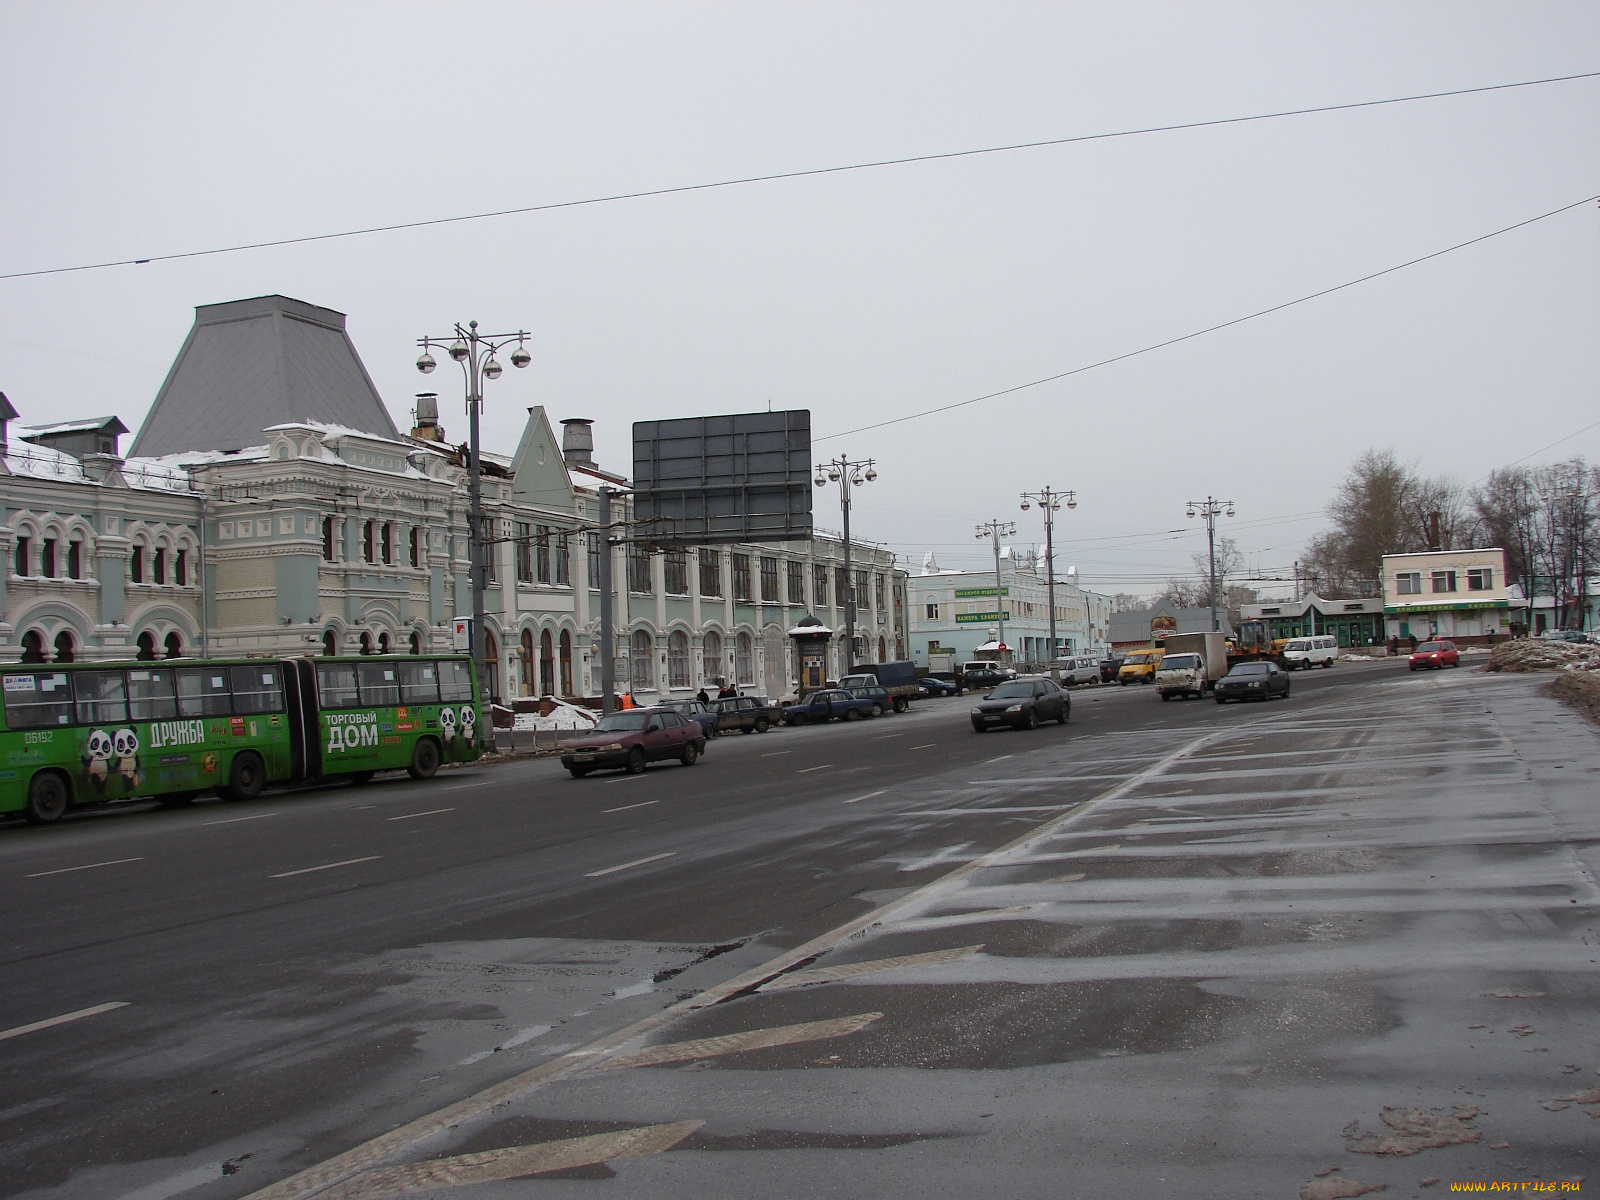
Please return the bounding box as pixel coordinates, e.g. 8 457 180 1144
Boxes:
127 668 179 721
2 670 73 728
177 668 232 717
357 662 400 707
317 662 359 708
75 670 129 725
231 665 284 714
439 659 475 703
399 660 439 704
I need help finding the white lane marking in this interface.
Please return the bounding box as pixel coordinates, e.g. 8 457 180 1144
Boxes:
585 852 675 878
445 782 491 790
797 764 833 774
605 775 645 785
25 857 144 879
269 856 381 879
593 1012 883 1072
386 808 455 822
203 813 279 826
761 750 791 757
873 733 903 739
843 789 886 805
603 800 659 814
320 1124 703 1199
898 843 974 872
985 754 1013 763
910 743 937 749
0 1001 129 1042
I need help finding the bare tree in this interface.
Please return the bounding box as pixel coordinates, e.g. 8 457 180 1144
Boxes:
1470 466 1540 589
1157 537 1250 612
1324 449 1419 590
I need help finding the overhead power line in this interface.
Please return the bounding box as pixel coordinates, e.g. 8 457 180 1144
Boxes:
2 69 1596 282
816 193 1600 442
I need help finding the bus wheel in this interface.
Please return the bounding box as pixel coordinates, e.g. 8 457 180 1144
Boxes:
25 771 71 825
222 752 266 802
158 792 197 809
408 738 442 781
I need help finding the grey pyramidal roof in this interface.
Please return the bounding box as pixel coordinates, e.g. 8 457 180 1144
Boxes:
130 295 401 457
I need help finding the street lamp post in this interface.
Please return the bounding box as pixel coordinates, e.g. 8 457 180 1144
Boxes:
975 518 1018 662
417 321 531 694
1185 497 1234 633
814 456 876 675
1020 487 1076 666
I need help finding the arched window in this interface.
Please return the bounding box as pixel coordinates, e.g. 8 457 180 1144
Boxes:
378 631 392 655
667 630 690 688
20 630 46 663
129 543 143 583
323 630 339 656
539 630 555 696
559 630 573 696
735 631 754 686
484 630 500 701
701 631 723 686
53 630 76 663
153 546 166 585
878 637 887 663
409 629 422 656
363 521 375 563
164 632 183 659
322 517 335 562
360 631 374 656
519 630 535 693
630 629 654 691
136 632 158 661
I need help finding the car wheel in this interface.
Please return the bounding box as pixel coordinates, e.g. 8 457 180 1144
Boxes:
1025 710 1039 730
790 713 808 726
1216 697 1227 705
1160 692 1170 701
408 737 442 780
568 766 592 778
755 718 770 733
24 771 71 825
1058 706 1069 725
844 708 861 721
626 748 647 775
870 705 883 717
680 742 699 766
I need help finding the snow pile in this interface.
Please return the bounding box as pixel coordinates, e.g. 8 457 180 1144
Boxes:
512 699 598 732
1483 638 1600 673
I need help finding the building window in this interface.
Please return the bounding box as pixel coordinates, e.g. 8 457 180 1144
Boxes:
926 602 940 620
19 629 46 662
554 534 570 586
760 557 779 603
14 536 29 576
363 521 375 563
1431 569 1457 594
559 630 573 695
588 532 602 588
732 554 752 601
664 550 688 595
129 544 142 583
813 564 829 609
787 560 805 604
875 574 885 611
164 632 183 659
668 630 690 688
628 545 653 594
515 522 534 583
834 566 848 608
153 546 166 585
409 526 421 568
381 523 393 565
1396 572 1422 596
702 630 723 684
484 537 497 584
67 540 82 580
1467 567 1494 591
322 518 336 562
735 631 754 686
540 630 556 696
535 524 552 584
175 548 188 586
699 549 722 598
855 570 869 609
630 629 655 691
41 538 57 578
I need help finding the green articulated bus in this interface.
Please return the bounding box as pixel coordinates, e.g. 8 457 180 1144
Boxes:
0 655 485 825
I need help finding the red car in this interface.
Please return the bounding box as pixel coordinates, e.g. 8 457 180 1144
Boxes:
560 708 706 777
1408 640 1459 671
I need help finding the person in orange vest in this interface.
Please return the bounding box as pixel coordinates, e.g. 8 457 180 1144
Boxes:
618 692 634 710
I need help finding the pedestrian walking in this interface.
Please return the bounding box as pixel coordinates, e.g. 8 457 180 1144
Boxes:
1408 634 1418 653
695 687 710 703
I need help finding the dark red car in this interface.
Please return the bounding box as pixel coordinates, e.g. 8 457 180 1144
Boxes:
1408 640 1459 671
560 708 706 777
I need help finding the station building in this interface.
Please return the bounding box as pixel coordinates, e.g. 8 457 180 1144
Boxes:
1379 548 1525 644
1239 594 1385 648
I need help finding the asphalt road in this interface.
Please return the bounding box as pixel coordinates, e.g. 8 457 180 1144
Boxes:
4 658 1597 1199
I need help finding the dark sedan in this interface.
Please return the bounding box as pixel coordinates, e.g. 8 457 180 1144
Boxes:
783 689 878 725
970 677 1069 731
917 676 959 698
711 695 781 734
1099 658 1120 683
657 698 720 739
1408 640 1460 670
843 684 893 716
1214 662 1290 703
560 708 706 777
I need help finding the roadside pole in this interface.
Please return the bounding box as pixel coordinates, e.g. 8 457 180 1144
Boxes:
598 486 615 715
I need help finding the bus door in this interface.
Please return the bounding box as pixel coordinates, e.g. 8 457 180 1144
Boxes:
284 659 317 780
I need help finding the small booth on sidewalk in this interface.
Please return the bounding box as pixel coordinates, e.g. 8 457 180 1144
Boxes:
788 615 834 698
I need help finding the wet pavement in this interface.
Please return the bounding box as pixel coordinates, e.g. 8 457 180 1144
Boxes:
6 664 1598 1198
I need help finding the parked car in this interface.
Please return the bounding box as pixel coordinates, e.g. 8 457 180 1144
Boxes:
842 684 893 716
560 708 706 776
970 676 1070 731
1099 657 1120 683
916 675 959 697
1409 640 1460 670
959 660 1015 691
1052 655 1101 685
1214 661 1291 703
1540 629 1593 644
656 698 721 739
710 695 781 733
782 689 879 725
1282 634 1339 669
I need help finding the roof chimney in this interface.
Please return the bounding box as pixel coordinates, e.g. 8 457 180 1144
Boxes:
411 393 444 441
561 418 594 465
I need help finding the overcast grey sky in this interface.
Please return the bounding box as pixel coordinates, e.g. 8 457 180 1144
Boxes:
2 2 1595 595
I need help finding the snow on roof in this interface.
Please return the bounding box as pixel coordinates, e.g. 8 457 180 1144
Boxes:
5 441 87 482
20 416 128 438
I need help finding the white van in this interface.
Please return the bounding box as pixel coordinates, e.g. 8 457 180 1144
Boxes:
1052 655 1100 686
1282 634 1338 670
